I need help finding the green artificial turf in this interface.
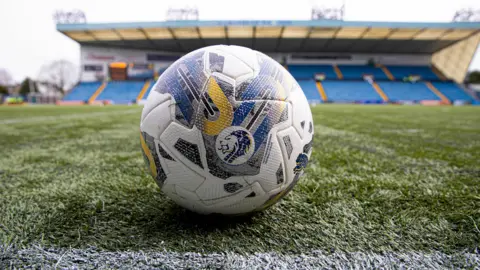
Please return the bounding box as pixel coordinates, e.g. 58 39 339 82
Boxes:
0 105 479 254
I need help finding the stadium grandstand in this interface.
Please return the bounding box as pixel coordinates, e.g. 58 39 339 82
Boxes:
57 20 480 105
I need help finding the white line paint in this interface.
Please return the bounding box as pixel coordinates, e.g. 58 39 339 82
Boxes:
2 246 479 269
0 109 140 125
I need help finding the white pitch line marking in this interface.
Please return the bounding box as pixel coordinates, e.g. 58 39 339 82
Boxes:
0 109 140 125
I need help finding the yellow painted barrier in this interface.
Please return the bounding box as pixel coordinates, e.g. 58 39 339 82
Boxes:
88 82 107 104
136 80 152 102
315 81 328 102
380 65 395 81
372 82 389 102
425 81 450 104
333 64 343 79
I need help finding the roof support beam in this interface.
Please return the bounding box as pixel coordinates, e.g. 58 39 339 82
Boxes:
252 26 257 49
85 30 99 41
394 28 427 53
298 27 314 52
111 29 125 40
274 26 285 52
438 29 453 40
167 27 187 52
344 27 371 52
109 29 129 48
138 28 157 49
363 28 397 53
410 28 427 40
322 28 342 51
196 27 207 47
138 28 149 40
224 26 230 45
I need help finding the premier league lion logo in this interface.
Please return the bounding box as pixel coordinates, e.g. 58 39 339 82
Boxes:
216 128 254 165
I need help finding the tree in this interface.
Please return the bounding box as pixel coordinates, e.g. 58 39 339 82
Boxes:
38 60 78 93
0 68 14 86
0 85 8 95
18 78 39 95
466 70 480 84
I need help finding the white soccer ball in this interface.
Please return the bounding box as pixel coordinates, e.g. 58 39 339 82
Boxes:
140 45 313 215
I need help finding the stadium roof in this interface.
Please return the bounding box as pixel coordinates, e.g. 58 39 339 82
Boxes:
57 20 480 54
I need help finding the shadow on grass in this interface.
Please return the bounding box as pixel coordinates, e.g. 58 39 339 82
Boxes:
32 185 265 252
152 204 258 230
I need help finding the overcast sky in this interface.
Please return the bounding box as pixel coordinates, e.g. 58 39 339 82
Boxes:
0 0 479 82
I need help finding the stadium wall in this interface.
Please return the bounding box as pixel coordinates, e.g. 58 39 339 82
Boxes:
80 46 432 82
80 47 181 81
287 53 431 66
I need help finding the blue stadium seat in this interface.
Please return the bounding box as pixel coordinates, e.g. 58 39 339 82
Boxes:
97 81 145 103
288 65 337 80
297 80 322 103
431 82 473 102
322 81 381 101
378 82 440 101
64 82 103 101
337 65 388 80
386 66 439 81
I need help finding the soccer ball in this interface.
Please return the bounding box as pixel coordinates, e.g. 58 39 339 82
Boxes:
140 45 313 215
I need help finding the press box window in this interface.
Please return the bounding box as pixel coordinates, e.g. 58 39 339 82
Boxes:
84 65 103 71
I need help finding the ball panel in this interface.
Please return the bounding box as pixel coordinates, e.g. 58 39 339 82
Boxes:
206 49 254 80
140 131 168 187
164 159 205 192
209 182 268 215
153 140 171 176
234 63 289 102
211 45 260 72
244 132 284 192
154 49 209 129
160 122 207 178
167 184 208 214
276 126 304 186
289 86 313 140
268 101 293 131
195 176 249 202
141 91 172 122
140 98 173 140
257 51 296 98
175 185 202 202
